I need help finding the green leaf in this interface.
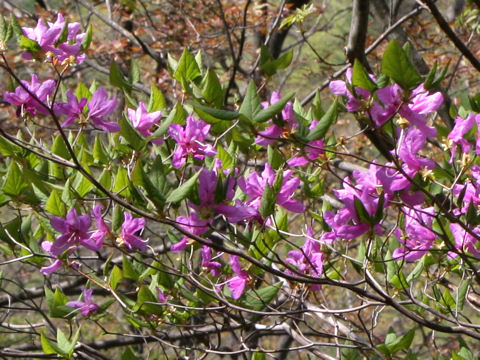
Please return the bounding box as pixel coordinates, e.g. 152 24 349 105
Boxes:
201 69 223 107
81 24 93 50
251 352 266 360
353 196 373 226
166 170 201 203
0 16 6 41
259 183 277 218
307 99 337 140
267 145 283 170
121 348 137 360
72 170 94 198
41 332 62 356
122 255 140 280
109 265 123 290
45 189 66 217
129 58 140 84
147 84 166 112
174 48 201 82
387 328 415 354
19 35 42 53
423 61 438 90
135 285 162 314
110 60 132 92
75 82 92 101
2 161 26 196
381 40 421 90
55 21 69 45
93 136 109 164
113 166 131 197
150 102 186 139
0 136 21 157
192 102 240 121
241 282 281 311
253 92 294 123
352 59 377 92
239 81 262 121
56 328 73 355
9 15 22 39
120 115 146 151
457 280 469 311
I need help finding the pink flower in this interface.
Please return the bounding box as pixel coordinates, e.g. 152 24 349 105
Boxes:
168 116 216 168
171 213 209 252
127 102 163 144
66 287 99 316
119 212 147 250
227 255 249 299
287 120 325 166
255 91 296 146
393 206 436 261
22 14 86 63
201 246 222 277
87 88 120 132
285 227 324 290
47 208 92 256
397 128 435 172
449 224 480 258
238 163 305 214
54 90 88 127
4 74 55 115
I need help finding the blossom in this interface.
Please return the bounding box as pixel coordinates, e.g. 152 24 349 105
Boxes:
54 90 88 127
87 204 110 249
373 84 442 136
449 224 480 258
227 255 249 299
54 88 119 132
255 91 296 146
87 88 120 132
22 14 86 63
285 227 324 290
201 246 222 277
47 208 92 256
393 206 436 261
168 116 217 168
287 120 325 166
397 128 436 172
3 74 55 115
329 68 371 112
127 102 163 144
188 167 258 224
66 287 99 316
118 212 147 250
171 213 209 252
238 163 305 214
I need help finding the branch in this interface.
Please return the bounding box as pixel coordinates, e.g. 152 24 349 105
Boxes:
421 0 480 73
346 0 371 71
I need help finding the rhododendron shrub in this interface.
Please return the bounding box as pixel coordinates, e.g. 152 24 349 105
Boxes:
1 6 480 360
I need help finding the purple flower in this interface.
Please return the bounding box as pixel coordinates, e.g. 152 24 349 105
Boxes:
4 74 55 115
87 88 120 132
447 113 480 163
201 246 222 277
156 287 167 303
118 212 147 251
449 224 480 258
255 91 296 146
287 120 325 166
227 255 249 299
86 204 110 250
397 128 436 172
393 206 436 261
54 88 119 132
127 102 163 144
285 227 324 290
66 287 99 316
168 116 216 168
238 163 305 214
374 84 442 136
54 89 88 127
22 14 86 63
329 68 371 113
171 213 209 252
48 208 92 256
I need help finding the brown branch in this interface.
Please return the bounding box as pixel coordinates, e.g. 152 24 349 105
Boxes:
421 0 480 73
346 0 371 71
